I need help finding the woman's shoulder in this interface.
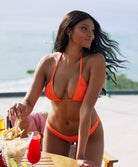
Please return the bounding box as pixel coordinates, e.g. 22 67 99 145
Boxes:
38 52 61 68
41 52 61 62
87 53 105 60
86 53 105 65
83 53 105 73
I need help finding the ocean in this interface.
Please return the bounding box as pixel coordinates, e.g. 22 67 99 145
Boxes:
0 29 138 93
0 30 55 92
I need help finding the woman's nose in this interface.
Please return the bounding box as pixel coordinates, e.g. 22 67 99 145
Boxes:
87 30 94 37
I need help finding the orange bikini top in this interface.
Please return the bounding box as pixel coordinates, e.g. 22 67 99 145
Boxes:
45 53 88 101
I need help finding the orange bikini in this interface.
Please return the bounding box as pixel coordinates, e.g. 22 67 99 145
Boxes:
46 116 100 142
45 53 100 142
45 53 88 101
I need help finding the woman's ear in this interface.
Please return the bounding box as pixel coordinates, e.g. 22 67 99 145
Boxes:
67 27 72 37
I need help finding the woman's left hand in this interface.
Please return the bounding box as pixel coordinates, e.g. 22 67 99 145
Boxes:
77 157 97 167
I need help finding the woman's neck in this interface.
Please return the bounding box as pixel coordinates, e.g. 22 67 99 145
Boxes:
63 45 83 64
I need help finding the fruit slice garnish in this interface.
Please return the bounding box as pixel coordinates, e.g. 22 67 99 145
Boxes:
22 161 28 167
36 132 43 140
9 158 18 167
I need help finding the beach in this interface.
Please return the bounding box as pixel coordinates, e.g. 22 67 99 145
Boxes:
0 95 138 167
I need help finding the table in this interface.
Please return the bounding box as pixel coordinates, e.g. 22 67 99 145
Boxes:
21 152 79 167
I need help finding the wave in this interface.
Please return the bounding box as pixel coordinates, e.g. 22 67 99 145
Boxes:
0 77 33 93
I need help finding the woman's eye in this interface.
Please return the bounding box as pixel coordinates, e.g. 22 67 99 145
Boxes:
82 27 87 31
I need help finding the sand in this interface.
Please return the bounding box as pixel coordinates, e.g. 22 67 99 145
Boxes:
0 95 138 167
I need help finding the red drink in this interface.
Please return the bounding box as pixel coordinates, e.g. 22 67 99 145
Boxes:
27 138 41 164
0 119 5 135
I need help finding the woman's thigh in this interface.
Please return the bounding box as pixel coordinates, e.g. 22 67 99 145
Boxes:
42 124 71 156
85 121 104 167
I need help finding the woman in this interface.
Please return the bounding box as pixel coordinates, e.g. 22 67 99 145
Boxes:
8 10 124 167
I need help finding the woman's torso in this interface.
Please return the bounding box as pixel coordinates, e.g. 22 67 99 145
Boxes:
43 52 98 136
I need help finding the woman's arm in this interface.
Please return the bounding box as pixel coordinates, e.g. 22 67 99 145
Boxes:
23 57 47 115
76 54 106 163
8 56 47 119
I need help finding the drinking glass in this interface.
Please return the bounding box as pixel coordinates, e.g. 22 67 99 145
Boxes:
0 118 5 135
27 131 41 166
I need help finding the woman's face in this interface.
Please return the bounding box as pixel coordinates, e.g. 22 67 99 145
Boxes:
68 18 95 48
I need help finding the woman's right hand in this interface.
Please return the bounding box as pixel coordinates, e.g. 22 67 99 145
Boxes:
77 157 97 167
8 103 27 119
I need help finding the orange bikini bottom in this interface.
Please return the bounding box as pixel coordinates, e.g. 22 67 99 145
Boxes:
46 116 100 143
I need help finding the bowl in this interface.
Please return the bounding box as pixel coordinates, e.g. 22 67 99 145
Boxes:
1 133 33 167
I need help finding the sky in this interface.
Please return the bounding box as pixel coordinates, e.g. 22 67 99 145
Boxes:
0 0 138 33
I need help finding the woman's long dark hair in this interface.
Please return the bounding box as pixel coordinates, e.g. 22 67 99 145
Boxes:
54 10 125 93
